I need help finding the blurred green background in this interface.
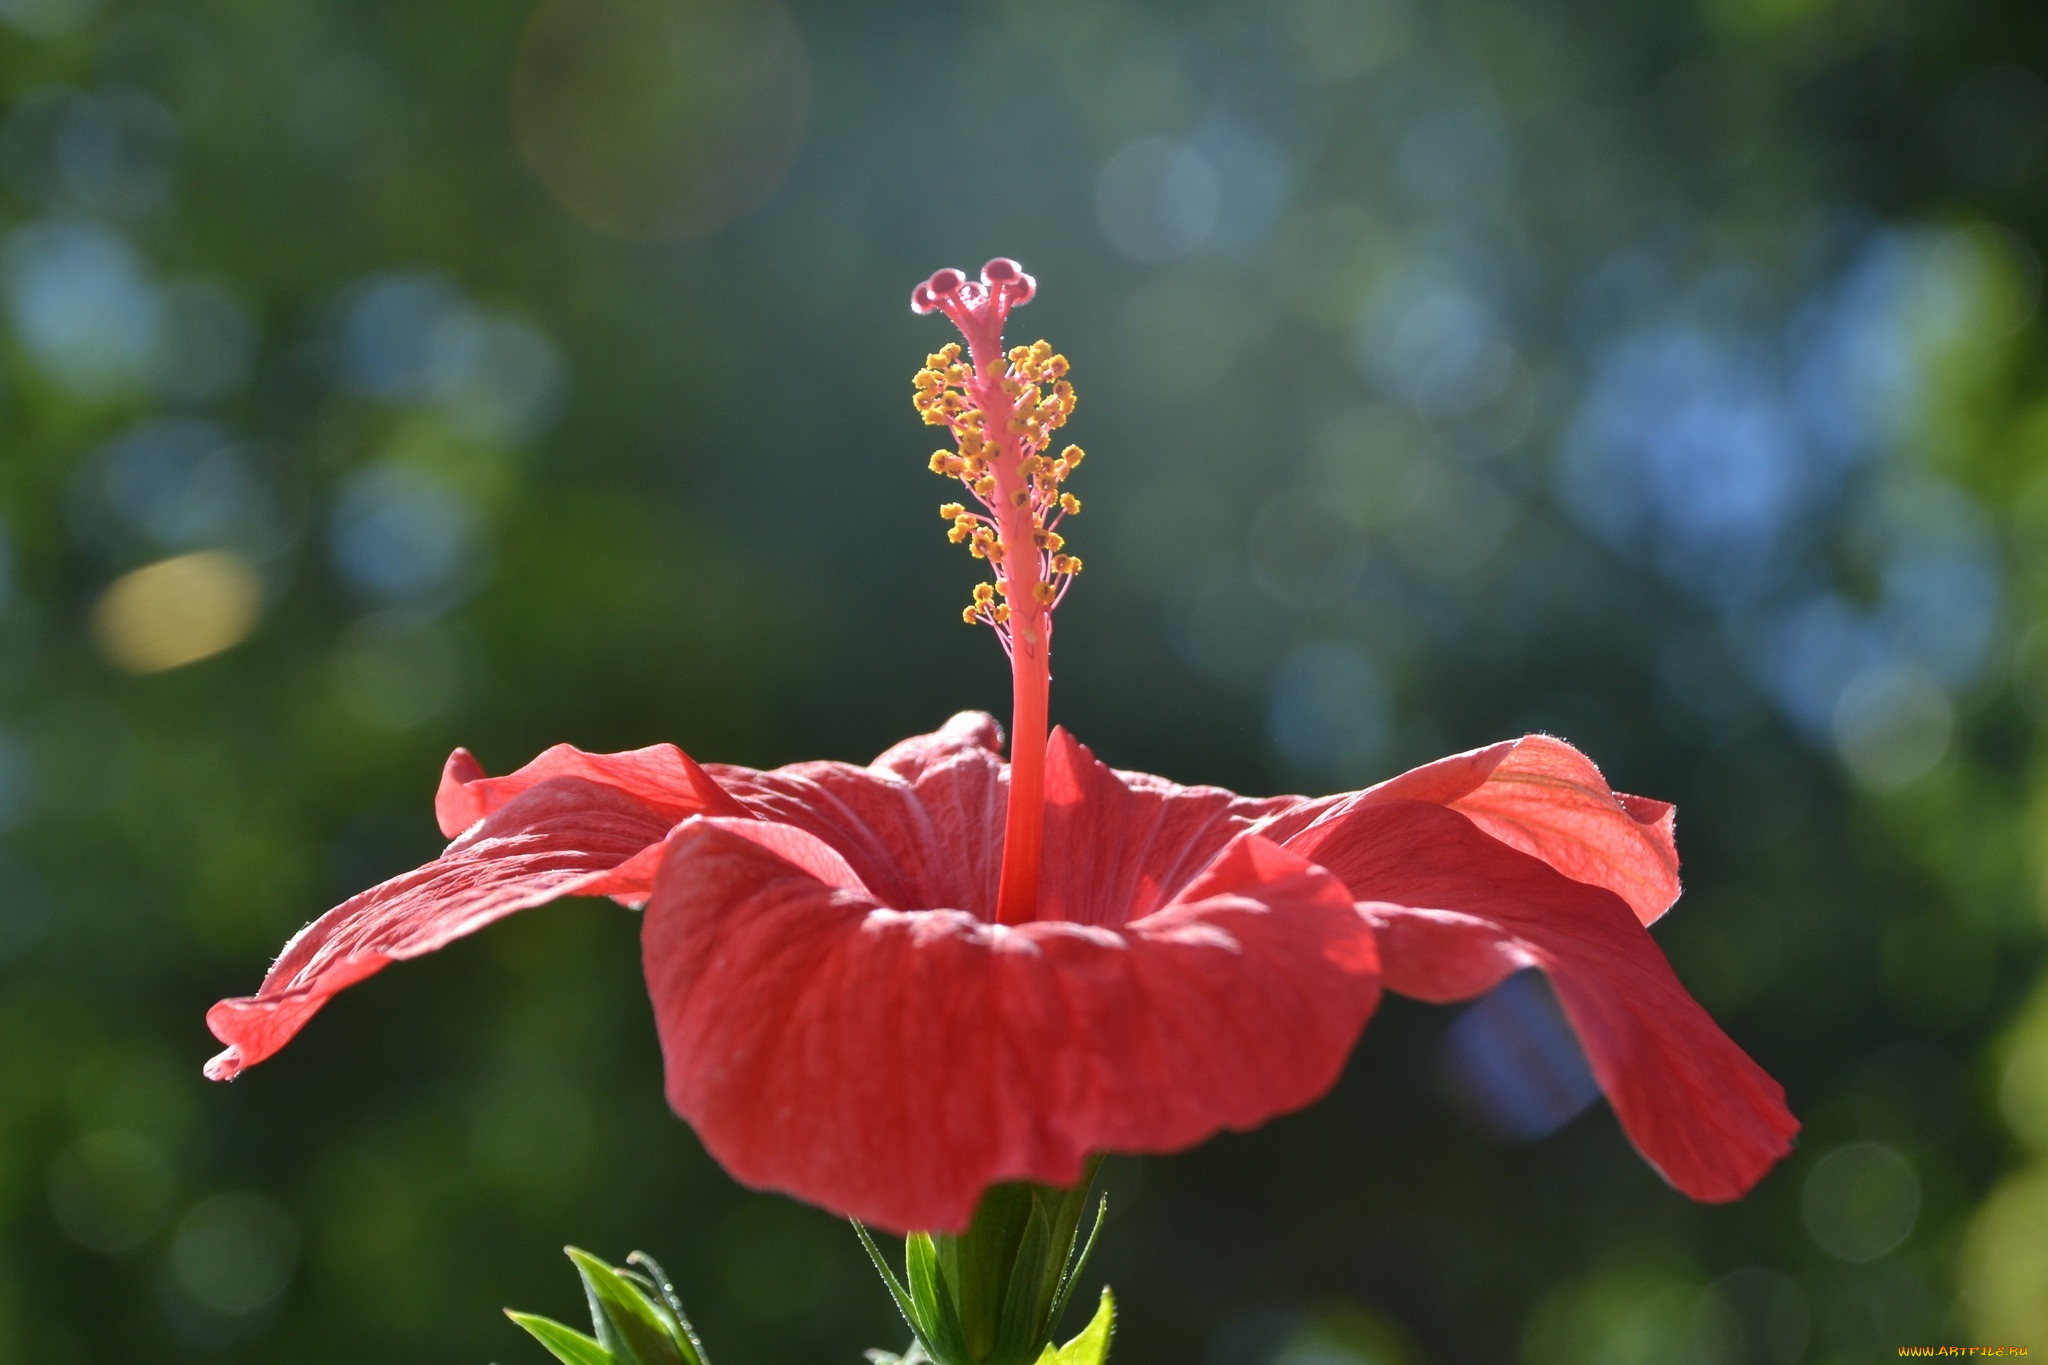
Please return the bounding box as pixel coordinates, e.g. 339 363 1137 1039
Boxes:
1 0 2046 1360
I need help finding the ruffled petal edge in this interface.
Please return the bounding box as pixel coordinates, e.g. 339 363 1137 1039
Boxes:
205 776 681 1080
1265 734 1681 926
1289 798 1796 1201
435 740 744 839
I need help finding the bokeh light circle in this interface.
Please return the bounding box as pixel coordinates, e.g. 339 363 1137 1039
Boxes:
1802 1142 1920 1263
1961 1166 2048 1345
1692 1267 1809 1365
47 1130 176 1252
169 1191 300 1317
1919 222 2043 344
1095 138 1221 262
510 0 810 242
1831 663 1954 792
91 550 261 674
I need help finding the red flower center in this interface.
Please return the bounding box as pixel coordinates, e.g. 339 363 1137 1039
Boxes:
912 259 1083 926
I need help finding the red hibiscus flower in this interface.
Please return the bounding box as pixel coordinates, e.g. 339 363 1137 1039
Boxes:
206 260 1797 1235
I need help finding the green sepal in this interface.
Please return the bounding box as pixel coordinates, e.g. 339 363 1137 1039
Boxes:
905 1232 973 1365
856 1174 1108 1365
1033 1289 1114 1365
566 1246 687 1365
853 1219 923 1341
1044 1196 1106 1333
505 1310 617 1365
991 1198 1055 1356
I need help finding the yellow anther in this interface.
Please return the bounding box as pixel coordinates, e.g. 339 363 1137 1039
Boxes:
915 328 1085 630
962 604 980 624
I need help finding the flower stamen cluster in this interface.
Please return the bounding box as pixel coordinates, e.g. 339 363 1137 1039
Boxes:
911 262 1083 653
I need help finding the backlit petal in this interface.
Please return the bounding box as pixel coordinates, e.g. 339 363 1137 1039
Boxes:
640 818 1380 1232
206 777 678 1080
869 709 1005 780
435 740 743 838
1287 798 1796 1201
1262 735 1680 925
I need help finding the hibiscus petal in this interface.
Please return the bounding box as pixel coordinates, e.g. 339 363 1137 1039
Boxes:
709 734 1010 916
1039 728 1292 926
639 818 1380 1233
205 777 678 1080
869 710 1005 781
1286 798 1796 1202
435 741 744 838
1263 735 1680 926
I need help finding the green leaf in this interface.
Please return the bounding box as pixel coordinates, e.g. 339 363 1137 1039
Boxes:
1034 1289 1114 1365
566 1247 686 1365
506 1310 617 1365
